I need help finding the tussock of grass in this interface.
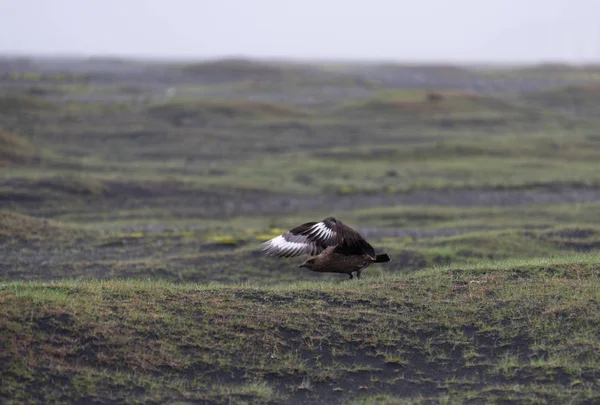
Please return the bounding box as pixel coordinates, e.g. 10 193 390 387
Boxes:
2 257 599 404
0 130 39 166
0 210 88 240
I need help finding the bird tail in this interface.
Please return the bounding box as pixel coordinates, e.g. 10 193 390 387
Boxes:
374 254 390 263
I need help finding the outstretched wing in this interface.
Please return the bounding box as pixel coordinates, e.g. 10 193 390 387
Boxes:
261 217 339 258
261 216 375 258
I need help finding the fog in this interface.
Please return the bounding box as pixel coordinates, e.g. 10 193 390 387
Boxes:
1 0 599 62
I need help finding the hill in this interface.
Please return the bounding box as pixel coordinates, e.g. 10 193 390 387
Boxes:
520 84 600 116
2 257 599 404
0 210 89 241
335 90 545 128
146 99 308 126
181 58 292 83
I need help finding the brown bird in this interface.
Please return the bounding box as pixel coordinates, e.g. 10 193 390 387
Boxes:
261 216 390 279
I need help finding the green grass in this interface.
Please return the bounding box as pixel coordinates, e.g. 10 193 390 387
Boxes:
2 256 600 404
2 90 594 204
214 153 600 195
7 124 600 211
337 89 526 116
178 58 379 91
477 63 600 82
146 99 309 125
352 202 600 230
3 75 597 209
3 208 600 285
520 84 600 116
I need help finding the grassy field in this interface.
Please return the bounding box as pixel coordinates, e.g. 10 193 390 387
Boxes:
2 57 600 404
2 257 600 404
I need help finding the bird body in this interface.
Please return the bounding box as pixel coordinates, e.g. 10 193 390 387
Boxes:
261 217 390 279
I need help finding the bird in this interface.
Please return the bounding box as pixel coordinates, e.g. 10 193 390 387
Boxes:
261 216 390 279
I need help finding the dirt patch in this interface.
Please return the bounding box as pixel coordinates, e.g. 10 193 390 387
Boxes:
38 312 75 335
545 228 598 239
537 228 600 252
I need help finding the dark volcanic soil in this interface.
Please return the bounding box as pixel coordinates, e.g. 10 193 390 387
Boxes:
4 176 600 220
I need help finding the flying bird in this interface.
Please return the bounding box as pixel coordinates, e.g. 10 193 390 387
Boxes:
261 216 390 279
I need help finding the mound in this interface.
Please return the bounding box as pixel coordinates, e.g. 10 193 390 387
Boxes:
0 94 51 114
508 63 600 76
181 58 293 83
147 99 307 125
366 63 474 77
521 84 600 113
36 175 110 197
0 210 85 240
517 62 581 74
180 58 374 89
336 90 538 125
0 130 39 166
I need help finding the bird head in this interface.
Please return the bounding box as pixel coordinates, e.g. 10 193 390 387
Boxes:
298 258 316 269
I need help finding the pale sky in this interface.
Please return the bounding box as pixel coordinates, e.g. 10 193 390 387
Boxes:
1 0 599 62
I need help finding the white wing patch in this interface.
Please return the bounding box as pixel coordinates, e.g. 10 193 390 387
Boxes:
261 218 339 258
308 222 335 242
261 235 315 257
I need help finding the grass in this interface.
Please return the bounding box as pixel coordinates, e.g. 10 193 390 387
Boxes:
0 130 40 166
181 57 290 78
0 210 89 241
479 63 600 82
1 90 593 207
178 57 378 91
2 256 600 404
521 84 600 115
3 207 600 284
336 89 534 119
7 124 600 215
0 93 52 113
3 57 600 404
352 202 600 230
146 99 308 125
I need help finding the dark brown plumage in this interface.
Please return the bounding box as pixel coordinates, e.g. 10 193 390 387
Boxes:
261 216 390 279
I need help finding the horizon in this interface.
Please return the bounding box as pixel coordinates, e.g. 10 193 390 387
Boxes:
2 52 600 67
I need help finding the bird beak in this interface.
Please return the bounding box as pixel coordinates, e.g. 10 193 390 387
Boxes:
298 264 305 268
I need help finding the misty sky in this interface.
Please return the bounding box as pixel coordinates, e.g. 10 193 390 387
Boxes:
1 0 599 62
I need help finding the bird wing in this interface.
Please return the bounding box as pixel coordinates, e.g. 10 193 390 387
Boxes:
261 217 374 258
330 218 375 257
